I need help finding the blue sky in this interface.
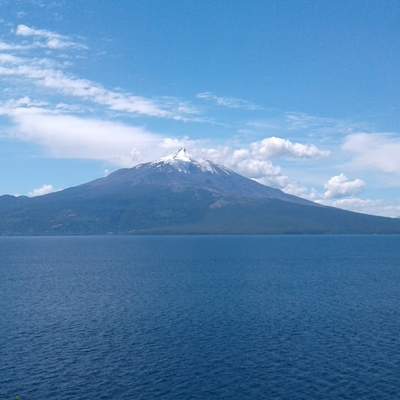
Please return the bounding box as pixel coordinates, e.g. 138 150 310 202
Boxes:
0 0 399 216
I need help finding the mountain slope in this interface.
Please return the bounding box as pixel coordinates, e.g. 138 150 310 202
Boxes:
1 148 400 235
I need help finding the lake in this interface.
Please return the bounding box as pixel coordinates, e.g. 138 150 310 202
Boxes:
1 235 400 399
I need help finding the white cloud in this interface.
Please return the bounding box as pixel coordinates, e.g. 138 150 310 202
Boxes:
197 137 328 166
0 39 74 52
191 137 328 191
0 53 24 63
237 159 285 182
15 24 86 50
283 183 320 201
343 133 400 174
0 104 185 166
16 24 58 39
192 147 291 190
321 197 400 218
3 96 48 108
324 173 365 199
0 41 31 51
29 184 55 197
252 137 330 159
196 92 262 110
2 42 59 52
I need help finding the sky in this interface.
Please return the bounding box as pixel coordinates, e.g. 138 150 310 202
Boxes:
0 0 399 216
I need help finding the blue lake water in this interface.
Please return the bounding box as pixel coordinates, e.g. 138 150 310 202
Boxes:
1 235 400 399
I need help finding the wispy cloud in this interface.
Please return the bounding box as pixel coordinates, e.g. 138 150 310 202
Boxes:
0 23 86 51
15 24 86 49
0 40 34 51
321 197 400 218
0 39 80 52
196 92 262 110
0 24 200 120
0 51 198 119
243 112 366 146
284 112 338 131
343 132 400 174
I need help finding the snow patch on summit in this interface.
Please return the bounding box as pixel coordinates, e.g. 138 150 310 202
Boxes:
154 148 232 175
161 147 192 163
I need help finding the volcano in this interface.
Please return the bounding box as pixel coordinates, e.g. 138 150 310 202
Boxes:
1 148 400 234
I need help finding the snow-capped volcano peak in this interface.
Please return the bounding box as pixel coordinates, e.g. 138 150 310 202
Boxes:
153 147 230 175
160 147 192 163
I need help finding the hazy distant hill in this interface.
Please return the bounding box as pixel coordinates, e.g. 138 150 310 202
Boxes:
1 148 400 235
